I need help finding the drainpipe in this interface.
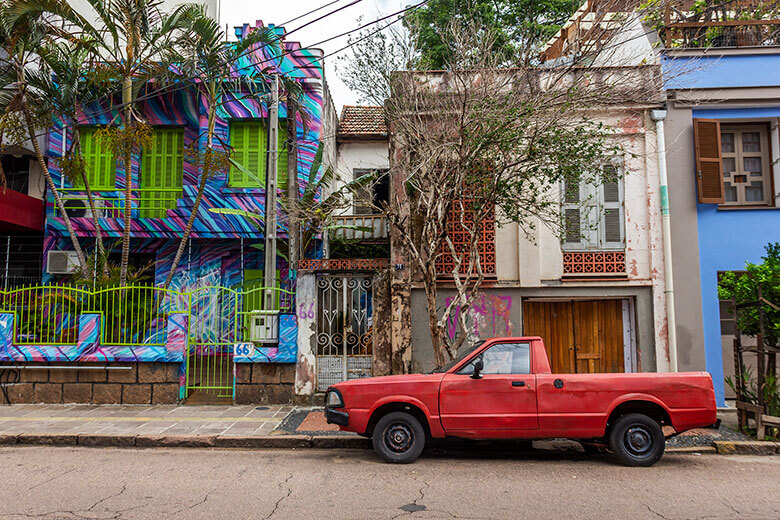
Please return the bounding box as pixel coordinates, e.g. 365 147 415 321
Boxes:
650 108 678 372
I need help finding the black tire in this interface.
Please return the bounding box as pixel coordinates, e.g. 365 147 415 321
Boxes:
608 413 665 467
372 411 425 464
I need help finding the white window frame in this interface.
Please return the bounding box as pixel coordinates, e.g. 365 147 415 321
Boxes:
562 167 625 251
720 124 772 206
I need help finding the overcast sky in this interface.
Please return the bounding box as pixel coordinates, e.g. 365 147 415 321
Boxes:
219 0 407 113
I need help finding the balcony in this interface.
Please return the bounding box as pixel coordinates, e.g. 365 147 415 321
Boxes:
661 1 780 48
331 214 388 240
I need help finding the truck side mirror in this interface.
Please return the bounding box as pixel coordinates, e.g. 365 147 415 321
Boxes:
471 359 484 379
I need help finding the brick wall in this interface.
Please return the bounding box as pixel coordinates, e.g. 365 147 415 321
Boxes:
0 362 182 404
234 364 295 404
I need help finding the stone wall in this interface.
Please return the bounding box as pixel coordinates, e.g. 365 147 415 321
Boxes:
234 364 295 404
0 362 182 404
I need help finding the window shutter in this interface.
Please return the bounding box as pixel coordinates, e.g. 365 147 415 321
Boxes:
229 121 266 188
140 128 183 218
78 128 115 190
694 118 725 203
601 178 624 246
277 122 288 190
565 208 581 244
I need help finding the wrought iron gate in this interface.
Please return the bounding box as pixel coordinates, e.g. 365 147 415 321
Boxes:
316 275 373 391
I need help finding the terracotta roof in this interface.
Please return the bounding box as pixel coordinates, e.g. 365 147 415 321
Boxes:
338 105 388 137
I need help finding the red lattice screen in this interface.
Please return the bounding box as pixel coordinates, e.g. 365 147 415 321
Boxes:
435 202 496 278
562 251 626 275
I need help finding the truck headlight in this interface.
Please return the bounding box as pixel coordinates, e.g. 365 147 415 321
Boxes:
326 389 344 408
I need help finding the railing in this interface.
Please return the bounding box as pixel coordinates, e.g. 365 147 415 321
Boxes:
332 214 388 240
662 0 780 48
53 188 183 219
0 283 294 348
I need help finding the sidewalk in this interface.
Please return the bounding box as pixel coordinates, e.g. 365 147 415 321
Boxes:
0 404 773 454
0 404 368 449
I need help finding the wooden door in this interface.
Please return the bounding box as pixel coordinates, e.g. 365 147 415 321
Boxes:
523 300 625 374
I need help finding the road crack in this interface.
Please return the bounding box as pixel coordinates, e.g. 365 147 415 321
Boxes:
265 474 293 520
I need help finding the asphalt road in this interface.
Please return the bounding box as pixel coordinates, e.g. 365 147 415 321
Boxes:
0 446 778 520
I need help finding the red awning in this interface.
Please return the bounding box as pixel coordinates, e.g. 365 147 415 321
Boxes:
0 188 44 231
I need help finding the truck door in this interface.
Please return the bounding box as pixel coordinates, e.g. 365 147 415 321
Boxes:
439 342 539 434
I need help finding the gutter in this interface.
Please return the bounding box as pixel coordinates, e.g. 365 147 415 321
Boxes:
650 107 678 372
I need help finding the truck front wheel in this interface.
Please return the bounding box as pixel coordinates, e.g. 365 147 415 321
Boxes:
372 411 425 464
608 413 665 467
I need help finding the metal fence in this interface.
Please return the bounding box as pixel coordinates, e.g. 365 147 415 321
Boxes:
0 283 293 347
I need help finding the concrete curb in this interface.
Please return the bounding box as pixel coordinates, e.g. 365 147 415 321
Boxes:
0 433 775 454
714 440 780 455
0 433 371 450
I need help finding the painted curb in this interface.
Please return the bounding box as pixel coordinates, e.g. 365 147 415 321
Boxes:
666 446 717 454
714 440 780 455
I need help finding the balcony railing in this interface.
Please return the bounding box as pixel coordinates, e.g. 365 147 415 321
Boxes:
52 189 182 219
662 0 780 48
332 214 388 240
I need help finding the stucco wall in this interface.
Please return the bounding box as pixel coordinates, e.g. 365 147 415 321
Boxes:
409 286 656 374
334 140 389 213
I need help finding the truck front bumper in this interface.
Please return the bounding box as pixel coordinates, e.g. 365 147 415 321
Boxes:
325 407 349 427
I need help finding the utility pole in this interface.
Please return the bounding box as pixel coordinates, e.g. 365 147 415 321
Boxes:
287 95 300 278
264 74 279 310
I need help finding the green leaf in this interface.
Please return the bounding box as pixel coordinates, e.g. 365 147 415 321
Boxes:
228 157 264 186
209 207 263 221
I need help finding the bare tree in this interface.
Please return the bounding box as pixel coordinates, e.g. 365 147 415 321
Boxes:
355 20 661 367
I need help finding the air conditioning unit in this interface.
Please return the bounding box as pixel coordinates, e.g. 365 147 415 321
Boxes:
65 199 105 219
46 250 79 275
249 311 279 343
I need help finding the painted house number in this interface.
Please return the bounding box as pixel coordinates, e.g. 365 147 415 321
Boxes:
234 343 255 357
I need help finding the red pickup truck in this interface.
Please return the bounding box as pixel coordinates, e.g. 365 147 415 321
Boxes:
325 337 717 466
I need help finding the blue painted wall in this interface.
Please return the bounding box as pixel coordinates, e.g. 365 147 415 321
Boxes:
663 53 780 89
690 107 780 404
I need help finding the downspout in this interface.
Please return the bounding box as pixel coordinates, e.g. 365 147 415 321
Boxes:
650 108 678 372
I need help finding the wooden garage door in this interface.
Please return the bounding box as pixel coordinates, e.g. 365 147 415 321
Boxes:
523 300 625 374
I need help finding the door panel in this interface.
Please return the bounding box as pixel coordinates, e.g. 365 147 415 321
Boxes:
439 373 538 432
524 300 625 374
523 301 575 373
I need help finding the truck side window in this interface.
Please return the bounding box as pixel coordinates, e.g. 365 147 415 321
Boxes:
458 343 531 375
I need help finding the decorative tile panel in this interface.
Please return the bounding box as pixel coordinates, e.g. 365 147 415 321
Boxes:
563 251 626 275
298 258 389 271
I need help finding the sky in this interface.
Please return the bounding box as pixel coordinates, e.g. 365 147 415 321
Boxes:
219 0 407 113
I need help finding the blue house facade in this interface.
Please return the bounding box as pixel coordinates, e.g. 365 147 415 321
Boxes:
662 50 780 405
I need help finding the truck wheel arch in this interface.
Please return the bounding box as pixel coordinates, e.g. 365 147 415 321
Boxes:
365 401 433 438
605 397 673 434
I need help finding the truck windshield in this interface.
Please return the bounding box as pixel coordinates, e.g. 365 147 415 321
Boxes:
431 341 485 373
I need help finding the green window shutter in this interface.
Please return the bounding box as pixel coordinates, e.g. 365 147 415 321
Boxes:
78 127 115 190
229 121 266 188
277 122 288 191
140 128 183 218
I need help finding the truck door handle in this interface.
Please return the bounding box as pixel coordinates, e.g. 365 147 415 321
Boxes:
511 381 525 387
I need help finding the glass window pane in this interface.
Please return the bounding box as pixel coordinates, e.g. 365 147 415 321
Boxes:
722 157 736 176
743 156 762 174
745 181 764 202
742 132 760 153
466 342 531 375
721 133 735 153
724 182 737 202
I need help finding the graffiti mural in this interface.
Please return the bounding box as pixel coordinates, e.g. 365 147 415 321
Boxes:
43 21 326 291
446 293 514 341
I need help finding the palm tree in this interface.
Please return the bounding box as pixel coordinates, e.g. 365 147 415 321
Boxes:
7 0 193 285
160 6 280 288
0 3 90 277
28 40 111 277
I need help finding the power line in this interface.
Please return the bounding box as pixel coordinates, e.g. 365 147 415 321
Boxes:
15 0 430 145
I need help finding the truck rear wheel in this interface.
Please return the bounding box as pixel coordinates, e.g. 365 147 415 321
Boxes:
372 411 425 464
608 413 665 467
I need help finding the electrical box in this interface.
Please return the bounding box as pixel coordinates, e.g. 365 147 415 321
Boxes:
249 310 279 343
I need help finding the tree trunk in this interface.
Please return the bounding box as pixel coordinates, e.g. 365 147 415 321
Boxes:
119 76 133 286
423 265 446 367
286 96 300 271
22 103 89 279
163 89 217 289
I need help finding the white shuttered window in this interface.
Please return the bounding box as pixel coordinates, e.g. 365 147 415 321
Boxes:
563 167 625 250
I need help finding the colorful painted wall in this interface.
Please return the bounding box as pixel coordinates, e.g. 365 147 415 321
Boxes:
44 21 326 249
